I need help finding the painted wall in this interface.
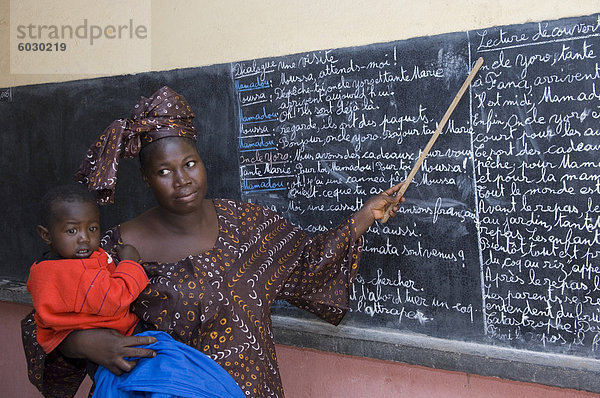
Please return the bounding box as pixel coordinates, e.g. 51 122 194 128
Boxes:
1 0 599 87
2 301 598 397
2 1 600 396
1 301 92 398
277 345 600 398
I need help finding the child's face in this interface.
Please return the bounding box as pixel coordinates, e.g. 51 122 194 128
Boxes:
39 200 101 259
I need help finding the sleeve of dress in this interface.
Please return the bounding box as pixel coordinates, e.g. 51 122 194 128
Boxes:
100 226 121 259
21 311 87 398
276 216 363 325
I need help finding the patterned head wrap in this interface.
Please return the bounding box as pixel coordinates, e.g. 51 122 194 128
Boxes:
74 86 197 204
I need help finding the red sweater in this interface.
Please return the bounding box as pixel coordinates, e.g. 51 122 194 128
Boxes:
27 248 149 353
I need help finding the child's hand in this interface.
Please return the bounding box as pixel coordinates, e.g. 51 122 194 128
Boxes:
116 244 141 263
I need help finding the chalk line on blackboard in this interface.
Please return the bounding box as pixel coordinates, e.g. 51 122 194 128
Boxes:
477 31 600 53
0 88 12 102
437 48 470 89
466 28 489 336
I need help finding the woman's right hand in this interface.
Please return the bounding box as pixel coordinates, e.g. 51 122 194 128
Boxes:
59 329 157 375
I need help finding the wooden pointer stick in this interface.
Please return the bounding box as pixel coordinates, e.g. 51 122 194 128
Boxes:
381 56 484 223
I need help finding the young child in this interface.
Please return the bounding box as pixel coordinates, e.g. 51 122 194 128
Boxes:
27 184 149 353
27 185 245 397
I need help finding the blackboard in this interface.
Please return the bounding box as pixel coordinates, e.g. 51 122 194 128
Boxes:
236 12 600 361
2 12 600 392
0 65 240 280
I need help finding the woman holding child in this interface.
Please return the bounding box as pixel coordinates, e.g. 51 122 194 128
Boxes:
22 86 404 397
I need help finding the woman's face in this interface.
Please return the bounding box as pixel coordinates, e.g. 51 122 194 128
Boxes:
141 137 208 214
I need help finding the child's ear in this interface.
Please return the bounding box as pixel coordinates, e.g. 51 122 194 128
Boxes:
36 225 51 245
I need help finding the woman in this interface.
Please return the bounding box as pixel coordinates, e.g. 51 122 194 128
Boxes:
22 86 404 397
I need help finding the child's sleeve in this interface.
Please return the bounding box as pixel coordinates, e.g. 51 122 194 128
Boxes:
27 259 84 322
73 259 149 317
28 257 148 329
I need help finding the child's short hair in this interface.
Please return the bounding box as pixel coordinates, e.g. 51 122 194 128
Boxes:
40 184 98 227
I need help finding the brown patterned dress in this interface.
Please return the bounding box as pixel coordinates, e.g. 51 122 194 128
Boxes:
22 199 363 397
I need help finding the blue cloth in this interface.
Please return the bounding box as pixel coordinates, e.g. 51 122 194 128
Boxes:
93 331 245 398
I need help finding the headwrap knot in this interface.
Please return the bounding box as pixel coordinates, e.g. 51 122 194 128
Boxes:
74 86 197 204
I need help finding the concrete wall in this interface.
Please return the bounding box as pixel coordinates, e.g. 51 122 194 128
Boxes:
2 301 598 397
1 1 599 87
1 301 92 398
